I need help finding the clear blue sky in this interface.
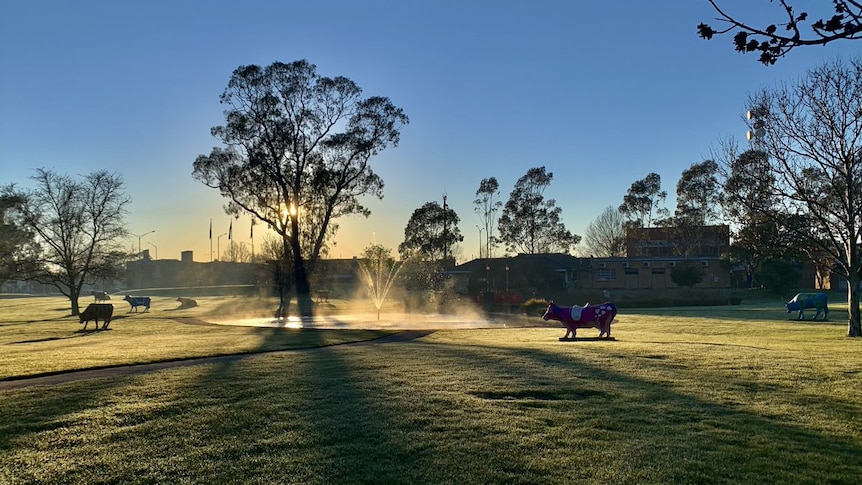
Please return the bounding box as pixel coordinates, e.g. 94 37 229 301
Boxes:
1 1 856 262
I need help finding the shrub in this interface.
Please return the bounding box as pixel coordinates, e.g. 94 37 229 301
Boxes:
670 265 705 288
522 298 549 316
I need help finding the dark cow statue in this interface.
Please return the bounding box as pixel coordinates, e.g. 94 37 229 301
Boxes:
785 292 828 320
176 297 198 309
543 301 617 339
123 295 151 312
79 303 114 330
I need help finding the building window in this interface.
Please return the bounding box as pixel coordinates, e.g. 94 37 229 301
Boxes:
595 268 616 281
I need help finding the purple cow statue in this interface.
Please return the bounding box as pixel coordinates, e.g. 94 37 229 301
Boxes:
543 301 617 339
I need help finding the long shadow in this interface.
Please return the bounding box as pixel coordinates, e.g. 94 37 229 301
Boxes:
409 339 862 482
0 315 402 482
74 318 440 483
4 322 860 482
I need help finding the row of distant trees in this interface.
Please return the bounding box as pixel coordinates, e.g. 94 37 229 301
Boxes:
399 166 580 262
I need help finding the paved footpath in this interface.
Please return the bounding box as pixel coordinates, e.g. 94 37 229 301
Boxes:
0 330 435 391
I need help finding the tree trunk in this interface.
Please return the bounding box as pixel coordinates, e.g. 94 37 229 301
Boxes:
294 257 313 316
847 271 862 337
849 278 862 337
287 231 313 317
70 287 81 316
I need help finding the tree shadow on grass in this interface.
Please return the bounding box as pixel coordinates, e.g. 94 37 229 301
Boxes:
3 327 860 483
416 340 862 483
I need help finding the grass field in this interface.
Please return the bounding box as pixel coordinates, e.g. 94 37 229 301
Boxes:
1 295 861 484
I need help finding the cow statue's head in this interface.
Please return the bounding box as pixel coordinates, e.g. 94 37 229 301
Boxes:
542 301 559 321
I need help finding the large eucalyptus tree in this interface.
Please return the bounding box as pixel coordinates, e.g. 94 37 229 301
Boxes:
193 60 408 314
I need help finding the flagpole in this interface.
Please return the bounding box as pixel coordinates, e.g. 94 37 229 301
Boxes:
228 220 233 262
250 219 255 260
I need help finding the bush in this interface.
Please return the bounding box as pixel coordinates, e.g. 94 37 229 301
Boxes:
522 298 549 316
670 265 705 288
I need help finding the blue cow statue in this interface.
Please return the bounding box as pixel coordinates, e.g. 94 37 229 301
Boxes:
785 292 828 321
123 295 151 313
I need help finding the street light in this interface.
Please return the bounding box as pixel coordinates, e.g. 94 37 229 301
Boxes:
505 262 510 293
485 264 491 292
216 233 228 261
130 230 155 258
148 241 158 260
476 225 485 259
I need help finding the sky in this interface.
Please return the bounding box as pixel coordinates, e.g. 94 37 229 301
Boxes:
2 1 858 263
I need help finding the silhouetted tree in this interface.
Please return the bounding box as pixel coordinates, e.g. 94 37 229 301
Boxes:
473 177 502 258
755 258 803 295
498 166 580 254
675 160 721 226
582 206 626 257
399 201 463 261
698 0 862 64
193 60 408 315
0 188 37 284
721 57 862 337
6 169 130 315
670 265 705 289
618 172 668 228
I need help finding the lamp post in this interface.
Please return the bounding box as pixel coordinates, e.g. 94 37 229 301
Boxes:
217 233 227 261
476 225 485 259
148 241 158 260
505 262 510 294
130 230 155 258
485 264 491 292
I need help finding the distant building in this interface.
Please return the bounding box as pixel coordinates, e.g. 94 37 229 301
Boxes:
624 225 729 258
447 253 731 296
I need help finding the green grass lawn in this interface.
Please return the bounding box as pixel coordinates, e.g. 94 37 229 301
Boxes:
0 295 396 379
1 295 861 484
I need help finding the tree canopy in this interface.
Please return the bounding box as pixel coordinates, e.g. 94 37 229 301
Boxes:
618 172 668 228
699 0 862 64
192 60 408 312
674 160 721 226
5 169 130 315
497 166 580 254
399 201 463 261
582 206 626 257
473 177 501 259
722 57 862 336
0 189 36 284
